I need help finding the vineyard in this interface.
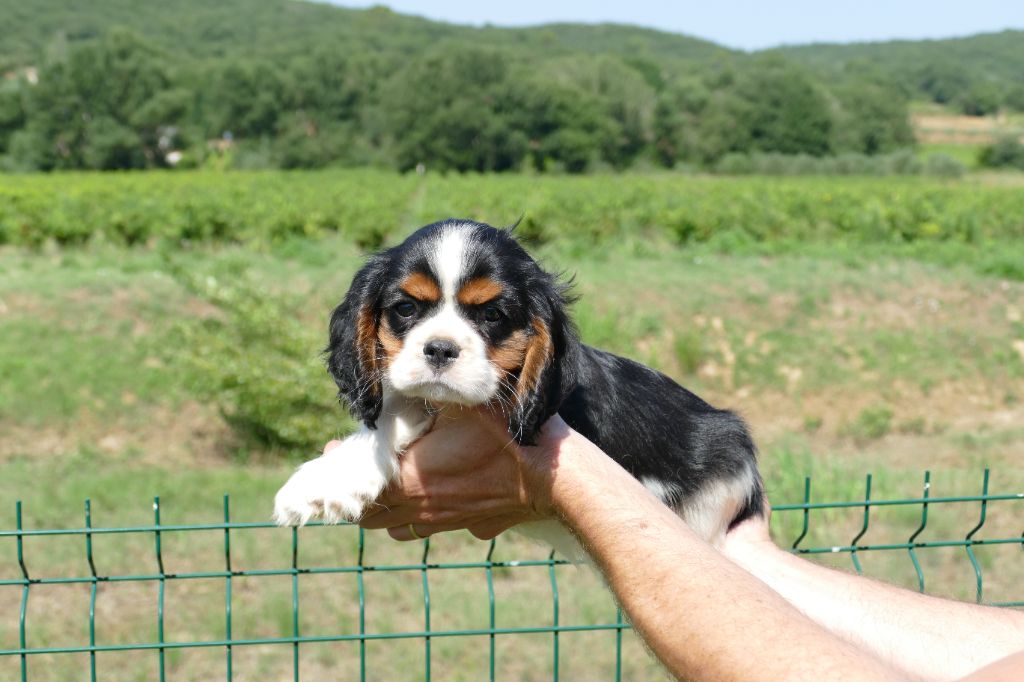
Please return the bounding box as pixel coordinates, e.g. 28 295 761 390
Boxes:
2 171 1024 259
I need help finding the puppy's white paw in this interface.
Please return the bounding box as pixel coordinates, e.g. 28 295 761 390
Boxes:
273 453 387 527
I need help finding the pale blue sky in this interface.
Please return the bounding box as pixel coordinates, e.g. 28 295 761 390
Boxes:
332 1 1024 50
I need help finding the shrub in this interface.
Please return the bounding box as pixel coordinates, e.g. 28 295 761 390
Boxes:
172 268 352 454
923 153 966 179
840 406 893 444
978 136 1024 170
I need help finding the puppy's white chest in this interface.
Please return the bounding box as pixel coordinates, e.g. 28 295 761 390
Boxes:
386 396 435 452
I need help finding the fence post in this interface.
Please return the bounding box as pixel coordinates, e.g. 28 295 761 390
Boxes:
85 499 98 682
153 497 166 682
223 495 233 681
907 471 931 592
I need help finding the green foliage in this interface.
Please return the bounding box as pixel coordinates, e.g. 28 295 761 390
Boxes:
672 330 705 375
781 30 1024 109
840 406 894 444
0 1 927 172
831 80 915 154
956 82 1003 117
978 136 1024 170
711 150 966 177
172 267 350 453
3 171 1023 255
922 153 967 179
0 169 418 247
10 29 181 170
732 57 833 157
1005 84 1024 113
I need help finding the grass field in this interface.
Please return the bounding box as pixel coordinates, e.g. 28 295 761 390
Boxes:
1 169 1022 679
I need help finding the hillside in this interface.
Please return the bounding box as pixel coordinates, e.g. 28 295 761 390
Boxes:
778 30 1024 110
0 0 732 70
3 1 1021 173
4 1 1021 99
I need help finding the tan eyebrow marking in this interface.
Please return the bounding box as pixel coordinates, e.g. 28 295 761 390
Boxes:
457 277 503 306
400 272 441 302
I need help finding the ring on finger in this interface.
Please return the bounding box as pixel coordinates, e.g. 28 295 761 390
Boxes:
408 523 424 540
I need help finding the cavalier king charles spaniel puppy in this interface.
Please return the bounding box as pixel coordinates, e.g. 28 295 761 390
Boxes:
274 219 764 557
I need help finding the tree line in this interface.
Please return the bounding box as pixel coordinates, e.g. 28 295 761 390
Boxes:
0 27 920 173
779 30 1024 118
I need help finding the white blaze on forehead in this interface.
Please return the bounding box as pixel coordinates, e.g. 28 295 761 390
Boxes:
385 222 497 405
432 225 471 300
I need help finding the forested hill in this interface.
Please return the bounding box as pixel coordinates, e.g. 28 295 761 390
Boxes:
0 0 731 68
777 30 1024 114
0 1 1021 173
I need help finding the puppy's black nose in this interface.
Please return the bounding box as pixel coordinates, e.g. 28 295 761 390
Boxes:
423 339 460 369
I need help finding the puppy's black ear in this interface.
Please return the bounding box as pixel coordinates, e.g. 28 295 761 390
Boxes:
325 254 389 428
508 277 579 445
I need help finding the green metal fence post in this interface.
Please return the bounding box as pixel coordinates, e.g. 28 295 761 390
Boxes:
548 550 560 682
907 471 931 592
153 497 166 682
850 474 873 574
485 539 496 682
792 477 811 550
417 532 430 675
965 469 990 604
614 608 624 682
16 501 28 682
85 499 98 682
291 526 300 681
420 537 432 682
357 527 366 682
223 495 233 681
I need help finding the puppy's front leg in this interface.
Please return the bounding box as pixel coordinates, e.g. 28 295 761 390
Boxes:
273 427 399 526
273 397 434 527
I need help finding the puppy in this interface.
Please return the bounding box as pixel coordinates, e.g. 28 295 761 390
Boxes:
274 219 764 557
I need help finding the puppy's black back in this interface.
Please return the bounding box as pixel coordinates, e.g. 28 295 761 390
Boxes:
558 345 765 527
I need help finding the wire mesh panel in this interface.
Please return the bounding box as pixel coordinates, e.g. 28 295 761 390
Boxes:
1 468 1021 680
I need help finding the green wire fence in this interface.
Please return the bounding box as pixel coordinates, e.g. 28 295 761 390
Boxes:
1 468 1021 680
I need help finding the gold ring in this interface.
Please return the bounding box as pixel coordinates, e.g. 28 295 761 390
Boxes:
408 523 424 540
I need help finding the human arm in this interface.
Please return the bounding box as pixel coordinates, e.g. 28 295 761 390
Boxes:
722 513 1024 681
360 410 903 681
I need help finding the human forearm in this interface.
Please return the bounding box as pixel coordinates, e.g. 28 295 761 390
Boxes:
530 426 902 681
723 538 1024 681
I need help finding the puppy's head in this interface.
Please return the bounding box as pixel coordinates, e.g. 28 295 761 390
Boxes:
326 219 577 443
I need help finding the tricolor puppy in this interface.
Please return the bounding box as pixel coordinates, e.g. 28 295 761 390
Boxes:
274 219 764 556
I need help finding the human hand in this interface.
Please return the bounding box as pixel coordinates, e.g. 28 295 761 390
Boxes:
358 408 562 541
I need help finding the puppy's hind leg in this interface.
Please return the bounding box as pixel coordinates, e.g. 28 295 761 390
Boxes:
677 464 763 547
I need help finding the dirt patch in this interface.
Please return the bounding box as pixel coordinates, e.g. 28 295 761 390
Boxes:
0 401 240 467
701 374 1024 470
913 113 1023 144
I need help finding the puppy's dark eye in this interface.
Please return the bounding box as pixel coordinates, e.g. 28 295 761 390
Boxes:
394 301 417 318
482 304 502 323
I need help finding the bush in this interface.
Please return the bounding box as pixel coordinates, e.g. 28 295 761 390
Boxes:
840 406 893 444
172 267 352 454
978 136 1024 170
922 153 966 179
